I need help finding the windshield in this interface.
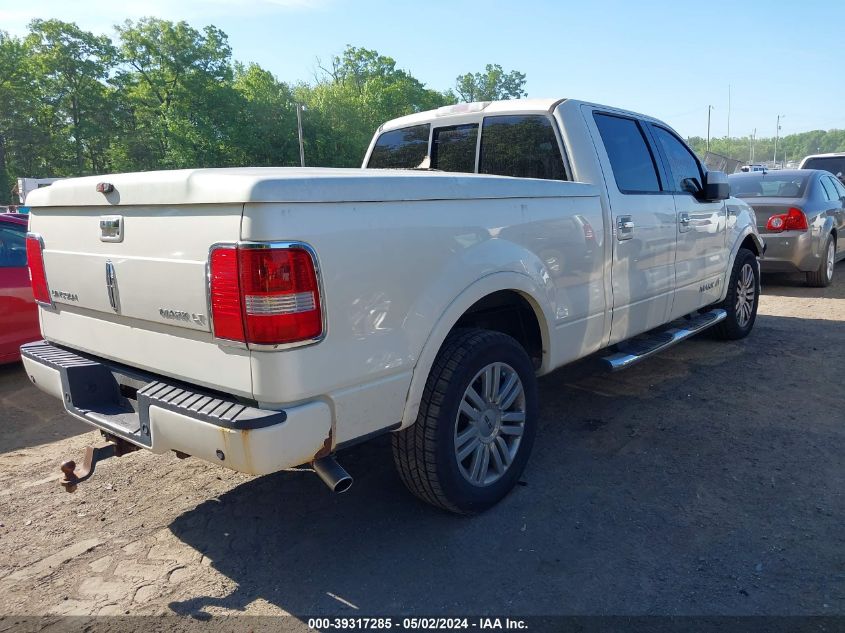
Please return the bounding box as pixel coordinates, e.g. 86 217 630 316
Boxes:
729 173 810 199
802 157 845 180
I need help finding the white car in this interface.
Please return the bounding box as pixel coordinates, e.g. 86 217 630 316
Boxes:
799 153 845 183
22 98 763 513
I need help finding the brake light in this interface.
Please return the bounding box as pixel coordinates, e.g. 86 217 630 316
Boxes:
25 234 51 305
209 246 245 342
209 244 323 346
766 207 808 232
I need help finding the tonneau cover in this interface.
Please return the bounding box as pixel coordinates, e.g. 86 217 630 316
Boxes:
27 167 598 208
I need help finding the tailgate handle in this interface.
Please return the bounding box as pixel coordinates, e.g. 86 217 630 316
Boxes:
99 215 123 243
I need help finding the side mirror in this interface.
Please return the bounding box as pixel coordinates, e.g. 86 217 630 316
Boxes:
699 170 730 201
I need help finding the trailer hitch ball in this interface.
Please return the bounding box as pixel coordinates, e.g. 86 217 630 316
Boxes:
58 439 137 493
60 460 80 493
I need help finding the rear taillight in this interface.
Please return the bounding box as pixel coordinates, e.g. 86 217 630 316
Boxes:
209 243 323 347
766 207 808 232
209 246 245 342
25 234 51 305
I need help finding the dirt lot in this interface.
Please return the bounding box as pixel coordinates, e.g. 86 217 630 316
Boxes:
1 265 843 621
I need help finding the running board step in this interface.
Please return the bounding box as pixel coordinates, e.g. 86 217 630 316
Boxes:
602 309 727 372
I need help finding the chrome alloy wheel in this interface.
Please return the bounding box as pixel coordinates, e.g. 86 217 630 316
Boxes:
735 262 756 328
826 240 835 281
454 362 526 487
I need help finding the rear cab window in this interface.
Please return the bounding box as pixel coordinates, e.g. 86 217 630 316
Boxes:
367 124 430 169
479 115 566 180
367 112 569 180
803 156 845 181
593 113 662 193
431 124 479 173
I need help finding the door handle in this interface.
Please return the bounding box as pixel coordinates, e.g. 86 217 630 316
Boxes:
678 212 691 232
617 215 634 240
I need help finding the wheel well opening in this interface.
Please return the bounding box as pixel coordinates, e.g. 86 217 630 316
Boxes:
741 235 761 256
453 290 543 369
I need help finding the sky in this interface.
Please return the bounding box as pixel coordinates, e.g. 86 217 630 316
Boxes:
1 0 840 140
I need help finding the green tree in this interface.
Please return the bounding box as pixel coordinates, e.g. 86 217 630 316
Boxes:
689 130 845 167
2 22 540 180
0 32 28 202
27 19 117 174
231 63 299 166
454 64 526 102
114 18 237 169
0 30 59 202
299 46 448 166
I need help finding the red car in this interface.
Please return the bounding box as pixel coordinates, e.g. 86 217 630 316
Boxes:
0 215 40 363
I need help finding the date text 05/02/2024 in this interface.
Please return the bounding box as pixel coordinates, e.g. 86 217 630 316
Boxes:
307 618 528 630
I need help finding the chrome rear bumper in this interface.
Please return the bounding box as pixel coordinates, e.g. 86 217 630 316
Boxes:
21 341 332 475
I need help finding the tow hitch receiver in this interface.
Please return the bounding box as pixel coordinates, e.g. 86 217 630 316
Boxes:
60 435 139 493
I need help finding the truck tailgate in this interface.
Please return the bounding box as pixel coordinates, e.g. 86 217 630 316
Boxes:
28 203 253 397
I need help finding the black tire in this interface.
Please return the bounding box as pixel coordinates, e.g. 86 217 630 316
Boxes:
806 235 835 287
392 328 538 514
711 248 760 340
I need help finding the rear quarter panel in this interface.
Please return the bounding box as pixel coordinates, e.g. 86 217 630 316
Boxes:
242 188 606 442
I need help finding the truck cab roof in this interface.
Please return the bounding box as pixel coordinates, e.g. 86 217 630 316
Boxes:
376 97 661 133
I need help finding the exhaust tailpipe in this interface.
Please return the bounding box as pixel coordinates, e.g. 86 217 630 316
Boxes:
312 456 353 493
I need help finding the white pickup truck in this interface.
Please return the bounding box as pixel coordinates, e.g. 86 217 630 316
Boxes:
22 98 763 513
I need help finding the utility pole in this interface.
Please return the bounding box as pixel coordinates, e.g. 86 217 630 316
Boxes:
707 105 714 153
750 128 756 163
773 114 784 168
296 103 305 167
727 85 731 139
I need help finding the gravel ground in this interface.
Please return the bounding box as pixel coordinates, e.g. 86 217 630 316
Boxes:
0 264 843 622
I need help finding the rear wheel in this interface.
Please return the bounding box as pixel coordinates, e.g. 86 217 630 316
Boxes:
392 329 538 514
806 236 835 287
711 248 759 340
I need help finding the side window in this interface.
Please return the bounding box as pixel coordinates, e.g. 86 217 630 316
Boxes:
367 124 430 169
0 225 27 268
820 176 838 201
593 113 661 193
431 124 478 174
831 176 845 199
651 126 703 194
478 115 567 180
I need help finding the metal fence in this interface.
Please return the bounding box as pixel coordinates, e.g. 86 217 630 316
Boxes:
703 151 743 174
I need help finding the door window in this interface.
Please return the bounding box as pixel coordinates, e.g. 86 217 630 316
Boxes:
431 124 479 174
820 176 839 201
830 175 845 199
593 113 661 193
651 126 703 194
0 225 27 268
479 115 566 180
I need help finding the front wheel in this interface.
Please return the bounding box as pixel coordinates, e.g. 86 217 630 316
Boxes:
392 329 538 514
711 248 760 340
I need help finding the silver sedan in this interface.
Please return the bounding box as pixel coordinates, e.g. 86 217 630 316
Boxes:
729 169 845 286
